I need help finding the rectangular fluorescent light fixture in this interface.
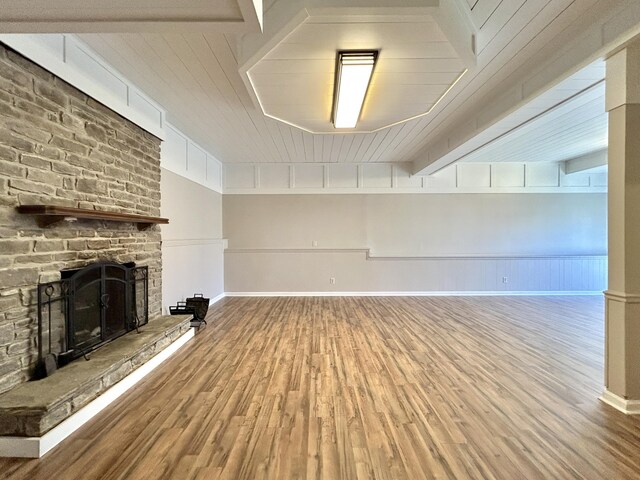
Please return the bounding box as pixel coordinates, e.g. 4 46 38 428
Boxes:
332 51 378 129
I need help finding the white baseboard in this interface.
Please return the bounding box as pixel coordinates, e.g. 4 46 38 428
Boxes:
600 389 640 414
224 291 603 297
210 292 226 304
0 328 195 458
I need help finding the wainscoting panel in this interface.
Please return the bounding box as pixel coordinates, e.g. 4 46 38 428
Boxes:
260 164 291 189
224 162 607 194
162 123 223 194
224 249 607 294
328 164 359 189
492 163 525 187
458 163 491 188
187 143 208 182
526 163 560 187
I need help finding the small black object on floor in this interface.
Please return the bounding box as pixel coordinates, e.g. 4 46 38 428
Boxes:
170 293 210 326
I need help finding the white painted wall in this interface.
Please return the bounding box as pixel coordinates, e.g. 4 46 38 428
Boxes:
161 169 224 313
223 193 607 293
224 194 606 255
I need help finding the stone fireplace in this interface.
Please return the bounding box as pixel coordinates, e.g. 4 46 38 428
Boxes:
0 42 163 394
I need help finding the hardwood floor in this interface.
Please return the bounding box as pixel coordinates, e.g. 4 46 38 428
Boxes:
2 296 640 479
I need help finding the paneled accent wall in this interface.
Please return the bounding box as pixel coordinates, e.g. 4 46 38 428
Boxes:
224 161 607 194
223 193 607 294
225 249 607 294
161 124 223 194
0 44 163 393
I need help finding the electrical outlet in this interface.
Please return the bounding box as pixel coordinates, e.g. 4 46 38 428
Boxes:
312 240 318 247
330 277 336 285
502 276 508 284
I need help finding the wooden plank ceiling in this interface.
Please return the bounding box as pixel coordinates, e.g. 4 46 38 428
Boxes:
77 0 618 165
460 81 606 165
245 15 466 133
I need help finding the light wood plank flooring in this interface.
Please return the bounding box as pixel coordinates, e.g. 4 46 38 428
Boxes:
2 296 640 479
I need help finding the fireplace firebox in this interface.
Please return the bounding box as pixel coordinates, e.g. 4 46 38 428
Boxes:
36 262 148 377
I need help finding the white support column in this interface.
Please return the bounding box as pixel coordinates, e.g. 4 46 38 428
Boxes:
601 42 640 414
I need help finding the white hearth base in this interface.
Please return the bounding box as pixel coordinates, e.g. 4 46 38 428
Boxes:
0 328 194 458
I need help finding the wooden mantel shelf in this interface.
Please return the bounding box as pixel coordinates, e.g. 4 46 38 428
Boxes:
16 205 169 230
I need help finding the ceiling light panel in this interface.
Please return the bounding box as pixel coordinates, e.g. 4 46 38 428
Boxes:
333 51 377 129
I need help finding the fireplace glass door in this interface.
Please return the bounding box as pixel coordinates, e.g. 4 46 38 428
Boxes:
66 263 131 357
72 266 103 352
104 266 128 340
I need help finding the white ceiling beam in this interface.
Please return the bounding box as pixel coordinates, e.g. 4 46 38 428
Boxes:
238 0 265 32
0 1 263 34
431 0 477 67
413 79 605 175
239 0 442 66
0 21 252 34
564 149 607 175
411 0 640 176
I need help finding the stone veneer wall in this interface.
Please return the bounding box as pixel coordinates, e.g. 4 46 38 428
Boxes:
0 43 163 394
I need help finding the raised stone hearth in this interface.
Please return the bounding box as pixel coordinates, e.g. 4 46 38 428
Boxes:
0 314 191 438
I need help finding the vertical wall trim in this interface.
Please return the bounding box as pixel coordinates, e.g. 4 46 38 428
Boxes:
391 164 398 188
62 35 68 62
222 162 608 194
